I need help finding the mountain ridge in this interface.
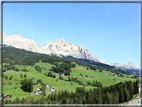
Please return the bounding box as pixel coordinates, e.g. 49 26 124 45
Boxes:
109 62 140 75
3 32 106 64
3 32 138 71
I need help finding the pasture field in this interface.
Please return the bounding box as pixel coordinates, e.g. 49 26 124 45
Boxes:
3 61 136 101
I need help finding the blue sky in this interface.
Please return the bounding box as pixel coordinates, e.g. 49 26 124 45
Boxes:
3 3 140 68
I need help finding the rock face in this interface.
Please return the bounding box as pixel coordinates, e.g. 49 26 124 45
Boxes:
3 33 106 64
110 62 123 68
3 32 41 53
110 62 140 75
39 38 106 63
110 62 138 70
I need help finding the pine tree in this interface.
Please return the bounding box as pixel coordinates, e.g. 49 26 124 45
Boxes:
105 91 111 104
24 74 26 78
87 92 93 104
16 97 20 104
82 96 87 104
119 88 124 103
21 74 23 78
9 75 12 80
124 87 130 101
42 84 46 96
114 91 119 104
97 93 102 104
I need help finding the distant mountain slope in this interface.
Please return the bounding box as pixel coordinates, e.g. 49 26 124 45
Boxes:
110 62 137 69
110 62 140 75
61 55 132 75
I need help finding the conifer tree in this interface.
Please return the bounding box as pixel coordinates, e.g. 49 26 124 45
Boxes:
82 96 87 104
119 88 124 103
114 91 119 104
24 74 26 78
42 84 46 96
97 93 102 104
9 75 12 80
105 91 111 104
124 87 130 101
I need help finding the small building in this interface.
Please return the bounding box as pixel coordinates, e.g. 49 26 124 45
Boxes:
35 88 41 95
4 94 10 99
44 83 50 87
29 92 33 95
53 73 59 75
50 88 55 91
38 82 40 85
115 75 117 77
61 74 64 77
109 74 113 76
82 83 87 85
79 76 81 78
46 84 49 87
87 76 91 78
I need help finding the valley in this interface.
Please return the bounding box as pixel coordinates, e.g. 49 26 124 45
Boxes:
3 61 137 102
2 46 139 104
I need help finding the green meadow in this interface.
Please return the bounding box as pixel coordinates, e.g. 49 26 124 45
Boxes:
3 61 136 101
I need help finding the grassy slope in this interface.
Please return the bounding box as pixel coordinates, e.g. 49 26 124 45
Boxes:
3 62 95 100
3 61 136 101
70 64 135 87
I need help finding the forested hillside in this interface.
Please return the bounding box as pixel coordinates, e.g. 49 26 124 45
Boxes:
3 45 132 76
62 56 132 75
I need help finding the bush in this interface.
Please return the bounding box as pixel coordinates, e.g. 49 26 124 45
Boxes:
21 69 28 72
9 75 13 80
9 83 12 85
21 79 33 92
34 66 41 72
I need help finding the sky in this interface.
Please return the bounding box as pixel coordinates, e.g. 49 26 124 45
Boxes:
3 3 140 68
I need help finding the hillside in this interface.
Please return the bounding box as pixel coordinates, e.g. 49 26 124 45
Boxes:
2 46 138 103
3 45 133 76
61 56 133 76
3 61 136 101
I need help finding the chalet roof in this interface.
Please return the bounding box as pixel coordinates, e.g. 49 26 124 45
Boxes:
4 94 10 97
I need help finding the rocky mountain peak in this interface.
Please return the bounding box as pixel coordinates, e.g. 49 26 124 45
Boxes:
110 61 138 70
3 32 107 64
54 38 66 43
123 62 137 69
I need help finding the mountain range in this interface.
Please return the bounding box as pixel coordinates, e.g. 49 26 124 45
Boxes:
3 32 139 74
